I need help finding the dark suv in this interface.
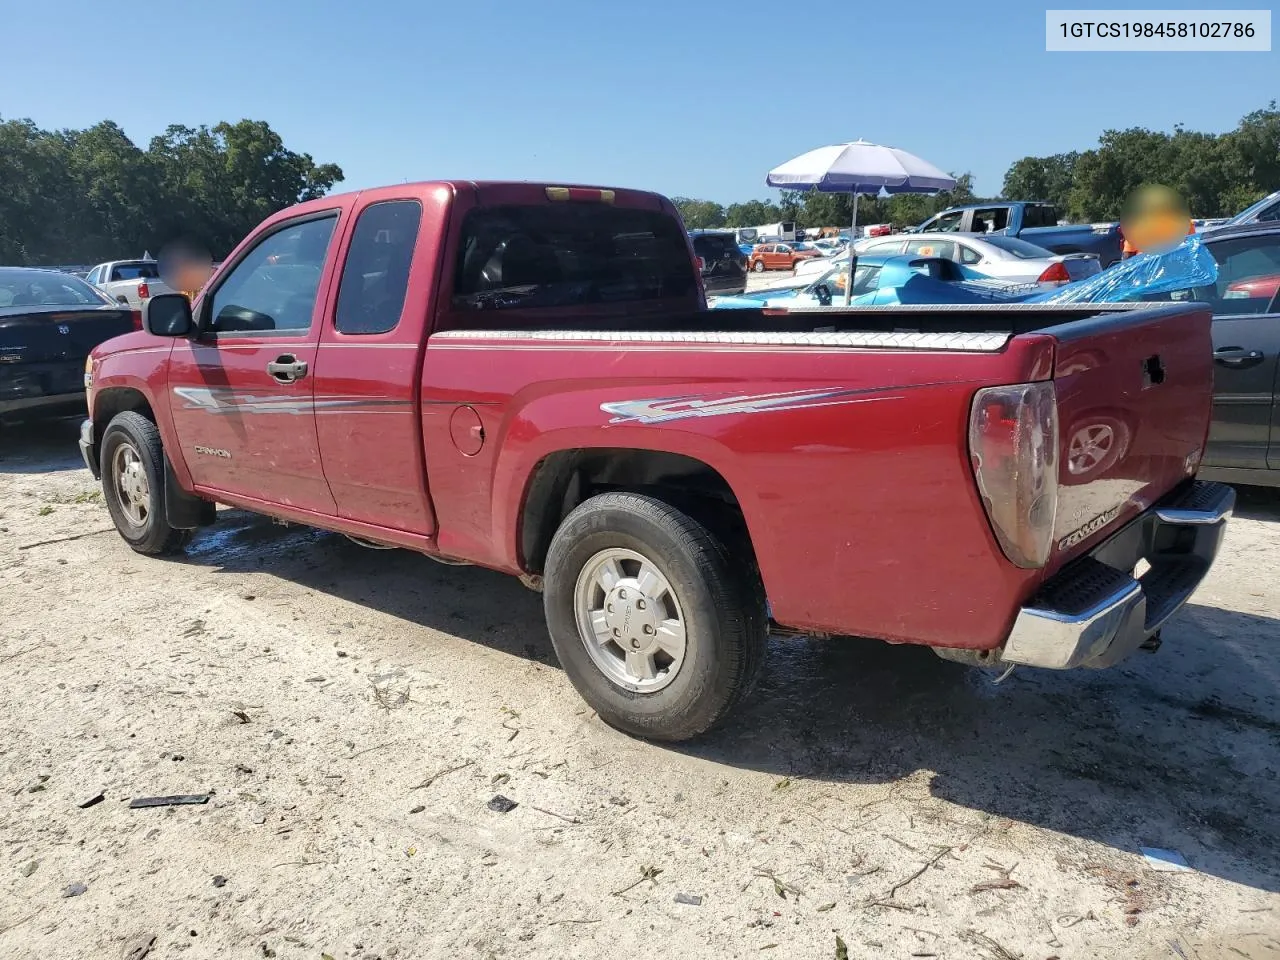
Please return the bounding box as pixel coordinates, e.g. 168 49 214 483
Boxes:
690 231 747 295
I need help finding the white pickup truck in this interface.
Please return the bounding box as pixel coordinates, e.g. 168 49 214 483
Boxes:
85 260 176 308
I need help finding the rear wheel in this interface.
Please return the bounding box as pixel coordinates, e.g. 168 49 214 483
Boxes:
543 493 767 742
100 411 191 555
752 260 765 273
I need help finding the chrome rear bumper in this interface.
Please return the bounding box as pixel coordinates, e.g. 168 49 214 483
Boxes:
1001 481 1234 670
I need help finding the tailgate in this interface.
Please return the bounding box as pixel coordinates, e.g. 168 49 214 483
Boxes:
1048 303 1213 567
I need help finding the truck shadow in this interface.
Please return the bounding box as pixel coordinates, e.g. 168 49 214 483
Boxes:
179 510 1280 895
0 417 87 475
1233 485 1280 522
677 602 1280 896
179 508 553 662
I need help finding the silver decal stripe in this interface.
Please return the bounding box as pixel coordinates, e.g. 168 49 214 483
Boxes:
430 329 1012 352
601 388 901 424
172 387 410 416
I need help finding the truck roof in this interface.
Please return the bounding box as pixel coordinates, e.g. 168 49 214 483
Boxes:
309 180 673 205
259 180 680 235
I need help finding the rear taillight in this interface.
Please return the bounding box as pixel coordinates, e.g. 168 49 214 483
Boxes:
969 382 1059 569
1037 262 1071 285
130 310 143 331
695 256 706 271
137 280 150 299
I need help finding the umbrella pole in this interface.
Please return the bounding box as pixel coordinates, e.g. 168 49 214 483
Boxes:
844 190 859 306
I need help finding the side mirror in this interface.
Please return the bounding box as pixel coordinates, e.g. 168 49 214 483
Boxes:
814 284 833 306
143 293 194 338
114 294 130 304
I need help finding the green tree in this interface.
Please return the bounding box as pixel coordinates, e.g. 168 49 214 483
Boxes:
1005 104 1280 222
724 200 782 227
670 197 726 229
0 114 343 264
1002 153 1079 209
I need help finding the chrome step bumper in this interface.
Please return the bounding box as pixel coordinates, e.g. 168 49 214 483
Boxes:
1001 481 1235 670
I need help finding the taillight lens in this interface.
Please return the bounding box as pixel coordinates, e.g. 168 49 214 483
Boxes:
130 309 143 330
969 382 1059 569
1037 262 1071 285
137 280 150 299
695 256 706 272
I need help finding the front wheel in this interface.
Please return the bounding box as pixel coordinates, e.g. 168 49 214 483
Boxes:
100 411 192 555
543 493 766 742
752 260 765 273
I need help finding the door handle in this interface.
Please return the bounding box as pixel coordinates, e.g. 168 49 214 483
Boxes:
1214 346 1264 369
266 355 308 383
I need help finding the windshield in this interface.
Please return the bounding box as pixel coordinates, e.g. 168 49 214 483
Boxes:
453 204 696 310
808 263 882 297
0 268 111 308
981 236 1056 259
1226 190 1280 226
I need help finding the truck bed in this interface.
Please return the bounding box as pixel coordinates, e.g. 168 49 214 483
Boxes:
429 300 1213 648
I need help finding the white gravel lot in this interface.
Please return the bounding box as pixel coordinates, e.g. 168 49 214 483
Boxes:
2 418 1278 960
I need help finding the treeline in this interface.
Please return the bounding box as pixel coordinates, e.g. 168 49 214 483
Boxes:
0 117 343 265
676 103 1280 231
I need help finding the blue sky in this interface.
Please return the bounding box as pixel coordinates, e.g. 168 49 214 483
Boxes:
5 0 1276 204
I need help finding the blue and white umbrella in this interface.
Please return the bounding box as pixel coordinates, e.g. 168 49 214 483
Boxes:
767 140 956 303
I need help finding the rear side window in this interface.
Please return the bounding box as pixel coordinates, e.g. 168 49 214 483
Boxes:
905 238 956 259
1021 205 1058 229
452 204 697 310
335 200 422 335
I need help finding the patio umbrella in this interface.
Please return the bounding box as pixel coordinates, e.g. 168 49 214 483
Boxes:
766 141 956 304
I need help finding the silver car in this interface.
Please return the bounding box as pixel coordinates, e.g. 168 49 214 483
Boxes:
796 233 1102 289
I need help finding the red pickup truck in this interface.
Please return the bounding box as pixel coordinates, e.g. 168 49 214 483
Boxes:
80 180 1234 742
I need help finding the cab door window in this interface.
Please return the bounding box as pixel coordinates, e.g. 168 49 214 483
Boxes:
206 215 338 335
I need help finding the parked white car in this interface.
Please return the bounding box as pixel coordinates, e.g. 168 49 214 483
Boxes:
846 233 1102 288
85 260 176 309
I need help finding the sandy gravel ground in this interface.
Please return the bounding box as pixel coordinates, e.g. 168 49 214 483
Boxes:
2 418 1278 960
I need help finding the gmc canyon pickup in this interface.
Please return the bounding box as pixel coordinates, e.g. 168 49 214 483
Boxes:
80 180 1233 741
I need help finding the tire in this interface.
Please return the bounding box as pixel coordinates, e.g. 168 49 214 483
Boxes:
543 493 767 742
752 260 765 273
100 411 192 555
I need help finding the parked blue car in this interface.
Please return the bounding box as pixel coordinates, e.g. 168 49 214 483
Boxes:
707 254 1028 310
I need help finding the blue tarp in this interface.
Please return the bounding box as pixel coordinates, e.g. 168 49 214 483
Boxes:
1028 235 1218 304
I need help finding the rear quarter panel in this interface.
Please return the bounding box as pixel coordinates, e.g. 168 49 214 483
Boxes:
421 331 1057 649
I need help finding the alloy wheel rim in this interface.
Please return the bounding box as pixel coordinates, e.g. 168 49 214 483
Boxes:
112 442 150 526
573 547 687 692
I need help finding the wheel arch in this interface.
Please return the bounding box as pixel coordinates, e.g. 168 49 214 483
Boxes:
91 387 156 468
517 447 760 583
